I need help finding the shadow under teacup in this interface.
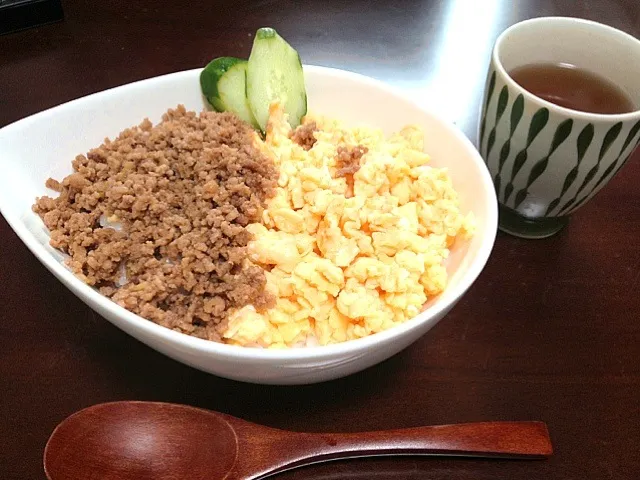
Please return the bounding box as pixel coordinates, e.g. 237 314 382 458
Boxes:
479 17 640 239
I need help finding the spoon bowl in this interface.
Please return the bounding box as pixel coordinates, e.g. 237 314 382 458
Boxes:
45 401 552 480
45 402 239 479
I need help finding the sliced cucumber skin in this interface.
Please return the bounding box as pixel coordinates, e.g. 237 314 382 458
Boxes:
200 57 259 128
208 96 226 112
246 29 307 131
200 57 244 108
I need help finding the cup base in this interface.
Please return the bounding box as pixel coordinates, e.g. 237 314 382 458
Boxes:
498 204 569 239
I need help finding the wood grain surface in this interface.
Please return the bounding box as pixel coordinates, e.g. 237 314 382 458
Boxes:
43 402 552 480
1 1 639 479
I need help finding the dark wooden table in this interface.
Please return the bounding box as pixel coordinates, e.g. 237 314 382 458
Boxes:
1 1 639 479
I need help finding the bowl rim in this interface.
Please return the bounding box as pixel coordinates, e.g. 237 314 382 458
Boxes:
0 64 498 361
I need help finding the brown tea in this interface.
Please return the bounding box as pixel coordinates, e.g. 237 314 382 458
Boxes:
508 63 635 114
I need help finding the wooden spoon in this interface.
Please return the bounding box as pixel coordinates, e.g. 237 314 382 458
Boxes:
44 401 552 480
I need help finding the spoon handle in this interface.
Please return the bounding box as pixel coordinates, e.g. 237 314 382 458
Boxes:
253 421 552 479
318 421 552 458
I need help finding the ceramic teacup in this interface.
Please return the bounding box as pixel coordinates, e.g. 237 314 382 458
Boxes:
479 17 640 239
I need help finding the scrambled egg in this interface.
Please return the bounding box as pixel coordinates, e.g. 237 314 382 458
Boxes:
223 105 475 348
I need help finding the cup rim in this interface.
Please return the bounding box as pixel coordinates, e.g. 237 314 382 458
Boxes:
493 16 640 121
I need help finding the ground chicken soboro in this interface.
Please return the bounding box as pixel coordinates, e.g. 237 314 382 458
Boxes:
33 106 278 341
289 121 317 150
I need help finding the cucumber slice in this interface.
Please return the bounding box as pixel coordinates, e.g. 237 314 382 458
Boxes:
200 57 259 128
247 27 307 131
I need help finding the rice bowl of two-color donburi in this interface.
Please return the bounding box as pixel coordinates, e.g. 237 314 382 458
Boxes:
0 61 497 384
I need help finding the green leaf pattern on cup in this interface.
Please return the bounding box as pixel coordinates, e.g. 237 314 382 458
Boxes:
544 123 594 215
503 107 549 202
557 122 623 215
480 77 638 221
564 119 640 214
485 86 509 161
494 94 525 195
478 71 496 154
513 119 574 209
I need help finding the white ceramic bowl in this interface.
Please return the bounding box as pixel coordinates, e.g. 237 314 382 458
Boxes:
0 66 498 385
